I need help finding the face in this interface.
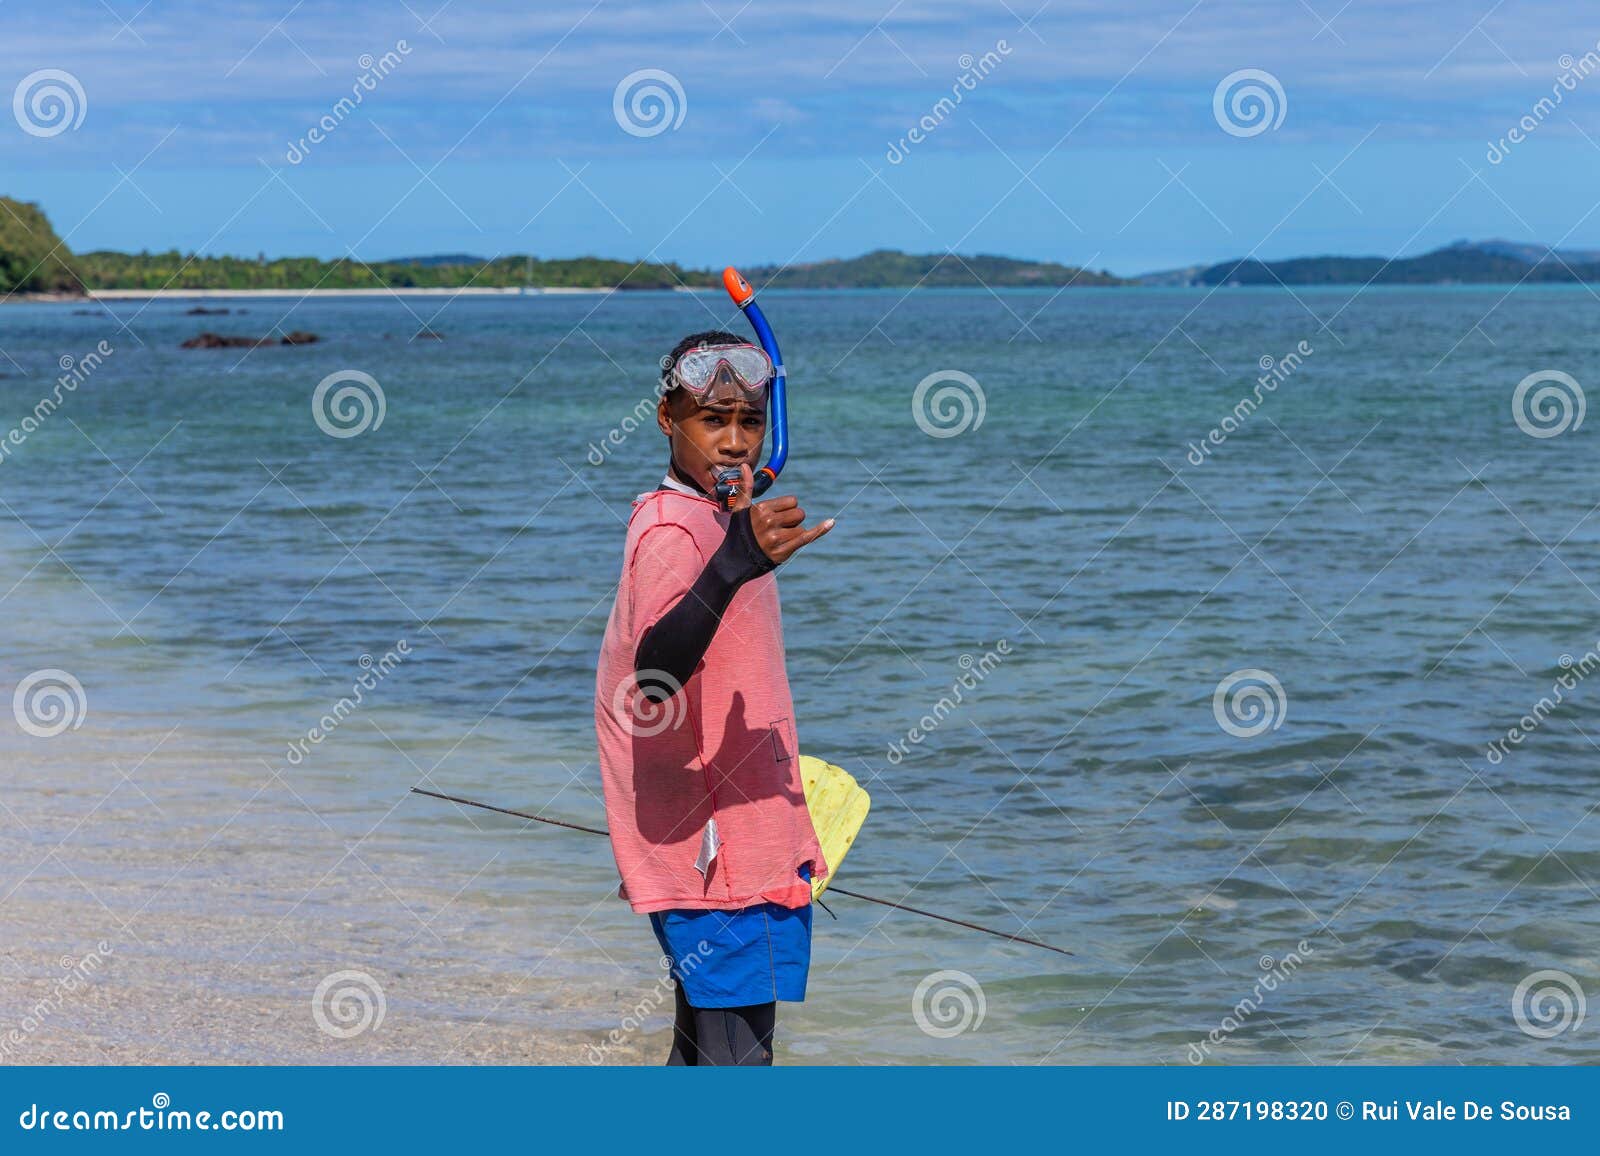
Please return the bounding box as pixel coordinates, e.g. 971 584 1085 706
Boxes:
657 365 768 493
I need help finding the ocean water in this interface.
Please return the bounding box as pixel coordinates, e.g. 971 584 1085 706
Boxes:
1 285 1597 1064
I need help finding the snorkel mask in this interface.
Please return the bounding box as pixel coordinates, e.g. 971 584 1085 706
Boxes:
664 341 773 406
708 266 788 510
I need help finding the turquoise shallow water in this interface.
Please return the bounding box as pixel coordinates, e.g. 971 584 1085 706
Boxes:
1 286 1598 1063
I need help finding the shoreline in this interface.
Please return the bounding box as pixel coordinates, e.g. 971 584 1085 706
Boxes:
3 283 1595 304
90 286 654 299
0 286 715 303
8 282 1600 307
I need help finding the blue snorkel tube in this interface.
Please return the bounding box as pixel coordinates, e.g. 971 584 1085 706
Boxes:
714 266 787 510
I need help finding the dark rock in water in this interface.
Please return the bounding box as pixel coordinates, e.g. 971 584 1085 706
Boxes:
72 308 97 316
181 332 265 349
415 328 444 340
186 306 231 315
180 331 322 349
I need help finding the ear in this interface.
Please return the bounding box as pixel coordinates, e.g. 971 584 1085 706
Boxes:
657 394 673 437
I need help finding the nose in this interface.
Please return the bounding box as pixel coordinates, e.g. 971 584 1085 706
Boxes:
716 422 758 462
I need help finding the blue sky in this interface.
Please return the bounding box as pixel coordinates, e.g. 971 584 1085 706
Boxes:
4 0 1599 273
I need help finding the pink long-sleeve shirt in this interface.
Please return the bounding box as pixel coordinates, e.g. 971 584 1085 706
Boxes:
594 482 826 914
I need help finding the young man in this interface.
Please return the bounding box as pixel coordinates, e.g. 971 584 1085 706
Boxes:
594 330 835 1065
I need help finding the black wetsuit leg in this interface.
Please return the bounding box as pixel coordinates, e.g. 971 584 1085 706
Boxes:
664 983 776 1066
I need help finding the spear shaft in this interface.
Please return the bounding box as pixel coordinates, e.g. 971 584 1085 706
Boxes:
409 786 1073 957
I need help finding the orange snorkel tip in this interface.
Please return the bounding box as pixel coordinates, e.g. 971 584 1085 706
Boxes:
722 266 755 307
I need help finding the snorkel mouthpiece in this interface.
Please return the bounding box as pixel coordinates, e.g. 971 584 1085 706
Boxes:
713 265 787 510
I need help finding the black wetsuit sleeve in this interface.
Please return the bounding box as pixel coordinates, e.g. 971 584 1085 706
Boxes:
634 508 775 698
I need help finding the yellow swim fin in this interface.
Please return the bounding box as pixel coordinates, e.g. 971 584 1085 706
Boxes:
800 755 870 900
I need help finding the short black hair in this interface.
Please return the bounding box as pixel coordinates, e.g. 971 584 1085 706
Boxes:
660 329 745 390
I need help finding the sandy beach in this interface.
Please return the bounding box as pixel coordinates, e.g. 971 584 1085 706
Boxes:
1 910 657 1066
0 717 664 1067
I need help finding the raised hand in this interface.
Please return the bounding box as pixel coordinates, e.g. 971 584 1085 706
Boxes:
731 463 835 564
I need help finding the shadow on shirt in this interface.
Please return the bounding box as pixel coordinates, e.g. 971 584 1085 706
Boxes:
631 689 809 889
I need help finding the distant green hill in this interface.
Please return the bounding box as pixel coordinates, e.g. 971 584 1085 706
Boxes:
0 197 85 295
9 193 1600 293
1159 241 1600 286
72 250 708 291
745 248 1123 288
68 247 1119 291
1459 238 1600 265
380 253 492 267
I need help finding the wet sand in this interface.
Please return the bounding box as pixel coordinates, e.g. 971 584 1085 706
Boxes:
1 933 657 1066
0 724 664 1067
